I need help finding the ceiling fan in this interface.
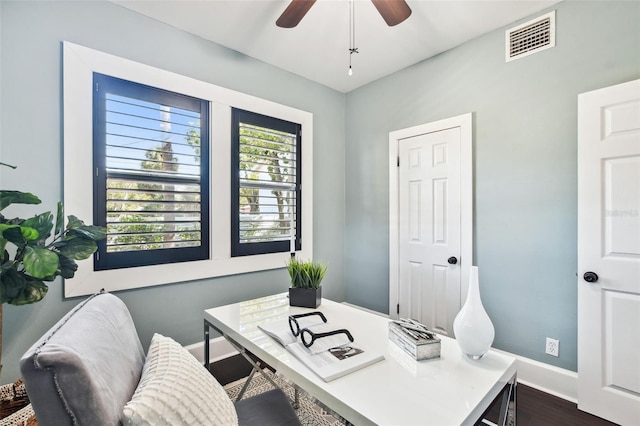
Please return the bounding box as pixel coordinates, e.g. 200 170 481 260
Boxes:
276 0 412 28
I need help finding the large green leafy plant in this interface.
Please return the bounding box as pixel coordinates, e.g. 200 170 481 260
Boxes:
0 191 105 305
0 162 106 377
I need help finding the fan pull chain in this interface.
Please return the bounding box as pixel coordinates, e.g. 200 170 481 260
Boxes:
348 0 358 76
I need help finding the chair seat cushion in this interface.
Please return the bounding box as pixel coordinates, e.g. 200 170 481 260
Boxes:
122 333 238 426
235 388 301 426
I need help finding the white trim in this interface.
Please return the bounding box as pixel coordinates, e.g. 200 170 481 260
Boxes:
185 336 238 365
491 347 578 403
63 41 313 297
388 113 473 319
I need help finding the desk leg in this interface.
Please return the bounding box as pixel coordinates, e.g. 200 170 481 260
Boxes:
204 320 283 402
497 374 517 426
204 320 211 371
237 367 257 401
225 338 282 401
293 384 299 409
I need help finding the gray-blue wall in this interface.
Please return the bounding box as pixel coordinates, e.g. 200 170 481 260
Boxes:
344 0 640 371
2 0 639 383
0 0 345 383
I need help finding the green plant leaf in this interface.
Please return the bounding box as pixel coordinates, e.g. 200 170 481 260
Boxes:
68 225 107 241
1 224 27 246
55 202 63 236
57 254 78 279
65 215 86 230
0 190 41 211
57 237 97 260
20 226 40 241
8 277 48 306
23 246 59 279
0 268 26 303
21 212 53 244
0 223 19 236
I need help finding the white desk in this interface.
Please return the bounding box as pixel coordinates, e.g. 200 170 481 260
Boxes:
204 293 516 426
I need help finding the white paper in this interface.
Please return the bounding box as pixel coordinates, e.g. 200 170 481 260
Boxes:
287 341 384 382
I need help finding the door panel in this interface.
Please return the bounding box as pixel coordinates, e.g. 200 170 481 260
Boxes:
604 156 640 257
433 265 449 332
577 79 640 425
605 292 640 394
433 178 448 244
398 127 461 336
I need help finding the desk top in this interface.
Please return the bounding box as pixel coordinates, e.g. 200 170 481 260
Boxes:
204 293 516 426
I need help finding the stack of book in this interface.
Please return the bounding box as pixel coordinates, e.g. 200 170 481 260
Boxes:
388 319 441 361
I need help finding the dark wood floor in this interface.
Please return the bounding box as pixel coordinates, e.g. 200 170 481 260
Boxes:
513 385 617 426
211 354 618 425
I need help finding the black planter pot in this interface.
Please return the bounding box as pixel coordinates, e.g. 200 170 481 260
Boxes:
289 287 322 308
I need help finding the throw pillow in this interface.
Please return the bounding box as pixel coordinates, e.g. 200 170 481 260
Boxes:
122 333 238 426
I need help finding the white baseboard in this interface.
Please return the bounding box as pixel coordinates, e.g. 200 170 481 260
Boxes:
186 336 238 364
491 348 578 403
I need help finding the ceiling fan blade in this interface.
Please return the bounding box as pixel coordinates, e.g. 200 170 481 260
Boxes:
370 0 412 26
276 0 318 28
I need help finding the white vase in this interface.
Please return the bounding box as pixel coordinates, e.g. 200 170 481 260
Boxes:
453 266 495 360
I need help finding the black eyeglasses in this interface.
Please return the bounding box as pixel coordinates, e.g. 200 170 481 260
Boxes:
300 328 354 349
288 312 354 349
288 312 327 336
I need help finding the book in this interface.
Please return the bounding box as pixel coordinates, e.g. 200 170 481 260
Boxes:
258 316 385 382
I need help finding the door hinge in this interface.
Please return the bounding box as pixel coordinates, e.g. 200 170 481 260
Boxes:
397 156 400 167
397 303 400 315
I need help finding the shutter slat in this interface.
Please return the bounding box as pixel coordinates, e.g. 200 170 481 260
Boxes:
107 96 200 119
107 229 201 237
239 124 296 141
107 241 201 251
107 134 197 150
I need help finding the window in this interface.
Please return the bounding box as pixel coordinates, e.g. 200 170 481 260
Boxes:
64 41 313 296
93 73 210 270
231 109 301 256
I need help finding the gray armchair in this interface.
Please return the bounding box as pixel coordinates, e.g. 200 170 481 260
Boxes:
20 291 300 426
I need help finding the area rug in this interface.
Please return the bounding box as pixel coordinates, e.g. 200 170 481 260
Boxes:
224 370 344 426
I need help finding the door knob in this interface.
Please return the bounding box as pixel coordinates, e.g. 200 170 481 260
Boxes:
447 256 458 265
583 271 599 283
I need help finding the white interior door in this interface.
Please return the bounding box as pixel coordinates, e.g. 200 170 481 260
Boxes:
389 114 472 337
577 79 640 426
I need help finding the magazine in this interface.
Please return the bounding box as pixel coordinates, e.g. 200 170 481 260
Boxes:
258 315 385 382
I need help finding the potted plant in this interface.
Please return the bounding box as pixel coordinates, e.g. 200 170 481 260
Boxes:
0 162 106 420
287 257 327 308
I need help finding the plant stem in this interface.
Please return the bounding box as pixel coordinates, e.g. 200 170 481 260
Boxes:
0 303 3 380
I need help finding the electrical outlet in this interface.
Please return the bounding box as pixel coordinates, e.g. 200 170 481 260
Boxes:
545 337 559 357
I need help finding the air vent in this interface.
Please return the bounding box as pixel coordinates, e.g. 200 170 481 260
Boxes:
506 11 555 62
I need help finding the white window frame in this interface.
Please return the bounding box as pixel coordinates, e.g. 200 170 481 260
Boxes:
63 41 313 297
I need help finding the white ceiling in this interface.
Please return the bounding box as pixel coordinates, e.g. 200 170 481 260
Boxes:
112 0 562 93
